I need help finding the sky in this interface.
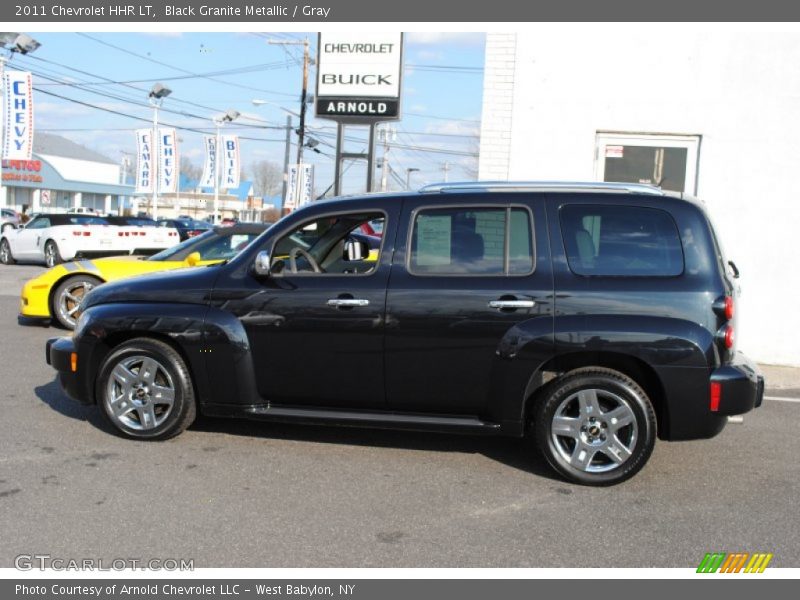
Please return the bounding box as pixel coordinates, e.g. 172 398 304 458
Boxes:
15 31 486 197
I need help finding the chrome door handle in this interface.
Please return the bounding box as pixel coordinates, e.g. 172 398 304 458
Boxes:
488 299 535 309
327 298 370 307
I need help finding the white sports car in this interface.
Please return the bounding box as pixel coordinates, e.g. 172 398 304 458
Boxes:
0 213 131 267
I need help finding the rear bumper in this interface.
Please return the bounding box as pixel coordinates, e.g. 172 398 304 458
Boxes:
46 336 89 404
710 351 764 416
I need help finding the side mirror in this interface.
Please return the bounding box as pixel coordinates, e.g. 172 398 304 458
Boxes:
254 250 271 277
343 238 369 262
184 251 201 267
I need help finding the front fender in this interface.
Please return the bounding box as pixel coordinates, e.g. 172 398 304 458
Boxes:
75 303 213 405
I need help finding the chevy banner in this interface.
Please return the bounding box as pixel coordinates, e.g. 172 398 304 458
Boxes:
158 127 179 193
200 135 216 189
2 70 34 160
134 128 154 194
221 135 240 189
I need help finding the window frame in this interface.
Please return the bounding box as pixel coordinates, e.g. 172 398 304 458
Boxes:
268 208 389 278
406 203 536 278
558 203 686 278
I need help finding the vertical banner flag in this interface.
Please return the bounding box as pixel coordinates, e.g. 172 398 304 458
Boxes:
134 129 154 194
284 164 314 211
158 127 178 193
300 163 314 207
284 164 300 210
221 135 240 189
200 135 216 189
2 71 34 160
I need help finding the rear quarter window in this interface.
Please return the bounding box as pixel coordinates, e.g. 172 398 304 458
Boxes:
560 205 684 277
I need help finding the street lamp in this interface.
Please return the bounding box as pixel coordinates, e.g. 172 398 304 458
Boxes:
148 82 172 220
212 109 240 223
406 167 420 190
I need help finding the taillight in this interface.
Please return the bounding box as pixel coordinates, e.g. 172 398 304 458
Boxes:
83 231 91 237
724 296 734 320
72 231 81 237
723 326 735 349
710 382 721 412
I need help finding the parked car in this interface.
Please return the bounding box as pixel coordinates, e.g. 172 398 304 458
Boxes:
67 207 101 216
105 216 179 255
0 213 126 268
157 218 212 241
1 208 22 233
21 223 269 329
46 182 763 485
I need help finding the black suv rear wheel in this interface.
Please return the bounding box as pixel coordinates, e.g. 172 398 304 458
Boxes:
534 367 656 486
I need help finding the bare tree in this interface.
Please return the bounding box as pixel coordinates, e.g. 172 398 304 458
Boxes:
249 159 283 198
180 156 203 183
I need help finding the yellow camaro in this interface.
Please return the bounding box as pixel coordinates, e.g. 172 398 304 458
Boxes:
20 223 269 329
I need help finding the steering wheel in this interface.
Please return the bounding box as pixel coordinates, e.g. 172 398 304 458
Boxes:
288 246 322 273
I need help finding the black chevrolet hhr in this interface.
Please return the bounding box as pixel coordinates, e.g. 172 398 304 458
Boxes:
47 182 763 485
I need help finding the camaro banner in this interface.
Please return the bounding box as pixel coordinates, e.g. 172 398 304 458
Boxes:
200 135 216 189
158 127 179 193
221 135 240 189
2 70 34 160
134 129 154 194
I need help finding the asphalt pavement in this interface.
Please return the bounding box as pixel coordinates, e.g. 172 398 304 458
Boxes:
0 264 798 568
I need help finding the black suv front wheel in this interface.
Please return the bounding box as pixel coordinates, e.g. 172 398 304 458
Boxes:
96 338 196 440
534 367 656 486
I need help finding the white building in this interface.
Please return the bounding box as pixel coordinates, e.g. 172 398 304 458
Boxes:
479 30 800 366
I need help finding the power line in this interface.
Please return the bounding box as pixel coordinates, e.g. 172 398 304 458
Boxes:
76 32 298 97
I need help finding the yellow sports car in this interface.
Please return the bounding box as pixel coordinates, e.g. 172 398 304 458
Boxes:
20 223 269 329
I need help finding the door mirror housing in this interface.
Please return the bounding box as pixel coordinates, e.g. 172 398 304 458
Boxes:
184 251 201 267
343 238 369 262
254 250 271 277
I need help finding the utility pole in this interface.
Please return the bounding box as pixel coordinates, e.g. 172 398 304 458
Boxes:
269 37 310 205
378 126 396 192
442 161 451 183
282 115 292 211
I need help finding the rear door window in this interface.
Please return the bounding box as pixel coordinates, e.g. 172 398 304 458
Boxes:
409 207 534 276
560 205 684 276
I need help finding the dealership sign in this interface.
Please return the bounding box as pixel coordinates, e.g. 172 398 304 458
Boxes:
284 163 314 210
2 70 34 160
316 33 403 121
158 128 179 193
134 129 153 194
201 135 240 190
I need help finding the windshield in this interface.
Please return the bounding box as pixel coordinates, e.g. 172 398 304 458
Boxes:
147 230 260 262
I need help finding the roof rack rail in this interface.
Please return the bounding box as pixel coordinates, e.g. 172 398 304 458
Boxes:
418 181 665 195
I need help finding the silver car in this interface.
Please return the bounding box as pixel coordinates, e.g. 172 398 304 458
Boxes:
0 208 21 233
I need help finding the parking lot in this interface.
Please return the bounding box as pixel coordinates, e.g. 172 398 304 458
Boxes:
0 263 798 568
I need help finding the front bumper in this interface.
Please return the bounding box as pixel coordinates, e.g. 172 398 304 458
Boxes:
710 351 764 416
46 337 88 404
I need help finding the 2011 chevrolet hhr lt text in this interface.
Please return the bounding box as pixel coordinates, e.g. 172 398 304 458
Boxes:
46 182 764 485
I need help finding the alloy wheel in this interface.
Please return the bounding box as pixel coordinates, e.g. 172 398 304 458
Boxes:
103 355 176 432
550 388 638 473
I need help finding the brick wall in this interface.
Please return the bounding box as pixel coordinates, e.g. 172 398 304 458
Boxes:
478 33 517 180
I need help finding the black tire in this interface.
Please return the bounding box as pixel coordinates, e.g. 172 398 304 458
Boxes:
51 274 103 329
533 367 656 486
96 338 196 440
44 240 62 268
0 238 15 265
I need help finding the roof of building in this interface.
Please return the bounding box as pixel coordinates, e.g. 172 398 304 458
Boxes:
34 133 117 165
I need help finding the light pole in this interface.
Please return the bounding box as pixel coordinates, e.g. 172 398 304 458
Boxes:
148 83 172 220
0 33 41 212
212 109 240 223
406 167 420 190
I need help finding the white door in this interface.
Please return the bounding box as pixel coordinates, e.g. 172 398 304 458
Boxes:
13 216 50 259
595 133 700 194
